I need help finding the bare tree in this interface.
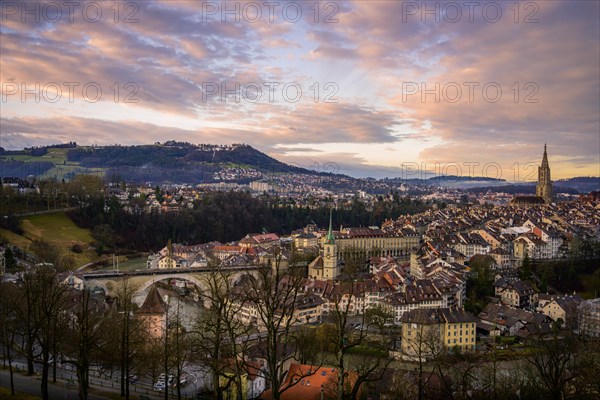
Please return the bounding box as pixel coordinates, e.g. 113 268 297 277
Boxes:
0 282 19 395
524 322 579 400
387 370 419 400
570 335 600 399
402 322 444 400
34 266 67 400
12 268 42 375
328 281 392 400
244 253 317 400
192 267 252 400
62 288 110 400
290 326 320 365
1 267 66 398
167 297 193 400
113 277 144 400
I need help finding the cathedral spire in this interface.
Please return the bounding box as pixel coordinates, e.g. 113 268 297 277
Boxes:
536 143 552 203
541 143 549 169
325 208 335 244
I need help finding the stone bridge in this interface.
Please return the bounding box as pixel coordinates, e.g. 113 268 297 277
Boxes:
82 265 261 307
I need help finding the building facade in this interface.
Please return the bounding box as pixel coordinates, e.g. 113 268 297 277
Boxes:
332 227 420 258
400 308 477 359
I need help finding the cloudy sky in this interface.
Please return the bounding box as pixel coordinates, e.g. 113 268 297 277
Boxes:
1 0 599 180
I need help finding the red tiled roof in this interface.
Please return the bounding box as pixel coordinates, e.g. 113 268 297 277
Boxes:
261 363 359 400
213 245 241 252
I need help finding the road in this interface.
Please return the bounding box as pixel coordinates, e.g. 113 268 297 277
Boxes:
0 360 200 399
0 368 109 400
3 207 78 218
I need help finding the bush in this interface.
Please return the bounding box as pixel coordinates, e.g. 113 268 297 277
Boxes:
500 336 516 345
0 215 24 235
71 244 83 253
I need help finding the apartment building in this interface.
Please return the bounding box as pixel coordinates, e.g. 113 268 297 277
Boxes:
399 307 477 359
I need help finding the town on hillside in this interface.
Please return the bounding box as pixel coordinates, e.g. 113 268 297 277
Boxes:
1 145 600 400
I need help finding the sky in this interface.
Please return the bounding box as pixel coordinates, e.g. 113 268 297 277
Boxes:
1 0 599 180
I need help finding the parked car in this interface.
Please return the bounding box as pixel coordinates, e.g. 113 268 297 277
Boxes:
153 381 165 391
179 373 189 387
156 373 175 387
128 374 138 384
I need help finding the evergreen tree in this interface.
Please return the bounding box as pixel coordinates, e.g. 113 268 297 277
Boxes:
520 253 532 281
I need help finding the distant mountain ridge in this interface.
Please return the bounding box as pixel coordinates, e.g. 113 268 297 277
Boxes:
64 141 329 183
551 176 600 193
2 142 598 191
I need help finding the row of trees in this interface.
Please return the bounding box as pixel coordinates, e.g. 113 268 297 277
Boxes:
1 174 105 217
0 257 395 400
399 319 600 400
0 266 151 400
68 189 432 253
190 259 395 400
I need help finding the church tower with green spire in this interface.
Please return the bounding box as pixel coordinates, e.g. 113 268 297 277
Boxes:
323 209 339 279
536 144 553 204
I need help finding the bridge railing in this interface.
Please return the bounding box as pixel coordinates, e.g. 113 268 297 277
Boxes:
82 264 265 280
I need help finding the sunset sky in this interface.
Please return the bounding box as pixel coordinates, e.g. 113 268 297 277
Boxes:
1 0 599 180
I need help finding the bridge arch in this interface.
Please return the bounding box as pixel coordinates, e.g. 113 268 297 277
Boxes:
230 270 258 287
83 267 262 308
85 280 111 296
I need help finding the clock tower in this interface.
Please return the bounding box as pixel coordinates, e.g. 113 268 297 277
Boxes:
323 209 339 279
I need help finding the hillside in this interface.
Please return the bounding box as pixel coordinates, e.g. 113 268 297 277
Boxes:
384 175 599 192
0 146 104 181
64 142 321 184
2 141 326 184
554 176 600 193
3 142 598 190
465 177 599 195
0 212 98 267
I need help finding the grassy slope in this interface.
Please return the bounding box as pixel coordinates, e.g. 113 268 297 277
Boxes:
4 148 69 163
1 148 105 181
1 212 148 270
0 212 98 267
0 228 30 248
22 213 94 242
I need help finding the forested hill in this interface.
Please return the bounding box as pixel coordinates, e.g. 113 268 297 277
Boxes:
554 177 600 193
65 142 324 183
